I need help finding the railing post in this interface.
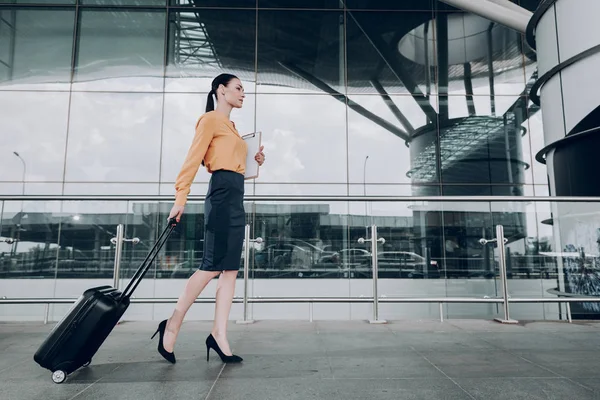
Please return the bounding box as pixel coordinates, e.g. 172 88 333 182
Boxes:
110 224 140 291
493 225 518 324
359 225 387 324
112 224 124 290
479 225 518 324
237 224 261 325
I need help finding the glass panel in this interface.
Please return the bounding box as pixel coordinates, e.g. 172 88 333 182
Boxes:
160 93 256 187
257 9 345 94
507 201 600 321
346 11 435 96
255 94 347 184
347 94 431 187
0 9 74 90
0 91 69 183
53 201 128 281
165 9 256 93
0 200 62 280
366 200 502 320
74 10 166 92
0 200 62 321
64 92 163 183
249 200 351 320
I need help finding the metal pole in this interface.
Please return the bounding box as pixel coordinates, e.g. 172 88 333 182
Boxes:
494 225 518 324
439 302 444 322
44 303 49 324
112 224 124 290
237 225 255 324
370 225 386 324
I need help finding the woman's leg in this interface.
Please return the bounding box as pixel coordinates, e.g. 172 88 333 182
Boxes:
163 269 220 352
211 270 238 355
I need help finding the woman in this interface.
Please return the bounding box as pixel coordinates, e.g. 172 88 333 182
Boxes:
151 73 265 364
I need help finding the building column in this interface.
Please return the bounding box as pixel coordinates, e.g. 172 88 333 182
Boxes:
529 0 600 319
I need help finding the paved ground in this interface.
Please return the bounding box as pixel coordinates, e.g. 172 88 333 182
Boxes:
1 319 600 400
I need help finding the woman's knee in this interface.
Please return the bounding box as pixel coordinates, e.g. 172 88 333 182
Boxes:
217 270 237 284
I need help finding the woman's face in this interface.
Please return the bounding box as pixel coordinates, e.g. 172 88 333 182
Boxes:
220 78 245 109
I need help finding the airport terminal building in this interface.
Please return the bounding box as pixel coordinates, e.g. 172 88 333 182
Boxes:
1 0 599 322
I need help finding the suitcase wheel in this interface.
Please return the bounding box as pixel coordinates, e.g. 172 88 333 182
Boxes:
51 370 67 384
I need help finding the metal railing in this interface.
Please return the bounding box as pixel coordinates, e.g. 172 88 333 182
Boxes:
2 194 600 324
2 221 599 325
3 194 600 202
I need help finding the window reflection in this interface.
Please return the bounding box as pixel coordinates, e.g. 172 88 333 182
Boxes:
0 91 69 182
346 10 434 96
54 201 129 280
166 9 256 93
257 9 345 94
347 94 429 186
255 94 347 183
247 201 353 280
0 201 62 279
0 9 74 90
64 92 163 183
74 10 166 92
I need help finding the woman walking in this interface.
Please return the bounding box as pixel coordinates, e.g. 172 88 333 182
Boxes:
152 73 265 364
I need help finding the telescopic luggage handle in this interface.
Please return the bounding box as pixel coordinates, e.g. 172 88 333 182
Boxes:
121 218 178 300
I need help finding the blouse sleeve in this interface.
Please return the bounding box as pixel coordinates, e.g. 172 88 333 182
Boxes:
174 116 215 206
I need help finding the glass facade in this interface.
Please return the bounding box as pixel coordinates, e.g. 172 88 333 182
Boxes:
1 0 598 320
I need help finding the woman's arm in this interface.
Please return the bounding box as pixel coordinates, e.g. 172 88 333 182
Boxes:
174 117 215 207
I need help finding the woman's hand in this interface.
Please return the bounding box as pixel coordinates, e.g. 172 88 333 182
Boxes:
168 204 185 223
255 145 265 166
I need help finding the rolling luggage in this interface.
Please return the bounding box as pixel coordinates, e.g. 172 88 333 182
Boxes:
33 219 177 384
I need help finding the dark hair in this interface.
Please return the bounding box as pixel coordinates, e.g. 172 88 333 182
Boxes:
206 73 239 112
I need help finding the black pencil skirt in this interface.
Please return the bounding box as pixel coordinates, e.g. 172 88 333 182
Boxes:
199 170 245 272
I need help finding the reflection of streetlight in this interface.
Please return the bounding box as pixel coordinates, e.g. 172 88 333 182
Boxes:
12 151 26 255
13 151 26 196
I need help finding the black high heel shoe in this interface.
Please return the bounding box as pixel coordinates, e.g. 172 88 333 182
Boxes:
205 334 243 363
151 319 176 364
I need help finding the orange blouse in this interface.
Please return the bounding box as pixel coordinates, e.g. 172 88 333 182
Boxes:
174 111 248 206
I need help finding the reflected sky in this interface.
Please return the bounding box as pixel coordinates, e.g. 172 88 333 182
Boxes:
0 4 546 198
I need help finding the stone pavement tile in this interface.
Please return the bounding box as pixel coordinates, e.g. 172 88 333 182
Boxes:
419 350 557 379
455 377 596 400
3 380 93 400
69 381 210 400
515 351 600 379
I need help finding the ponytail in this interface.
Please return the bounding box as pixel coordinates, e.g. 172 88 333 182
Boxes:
205 90 215 112
205 73 238 113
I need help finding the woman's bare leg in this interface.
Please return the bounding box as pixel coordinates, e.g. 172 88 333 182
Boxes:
211 270 238 355
163 269 220 352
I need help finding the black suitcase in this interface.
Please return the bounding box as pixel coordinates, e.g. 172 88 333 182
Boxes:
33 219 177 384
